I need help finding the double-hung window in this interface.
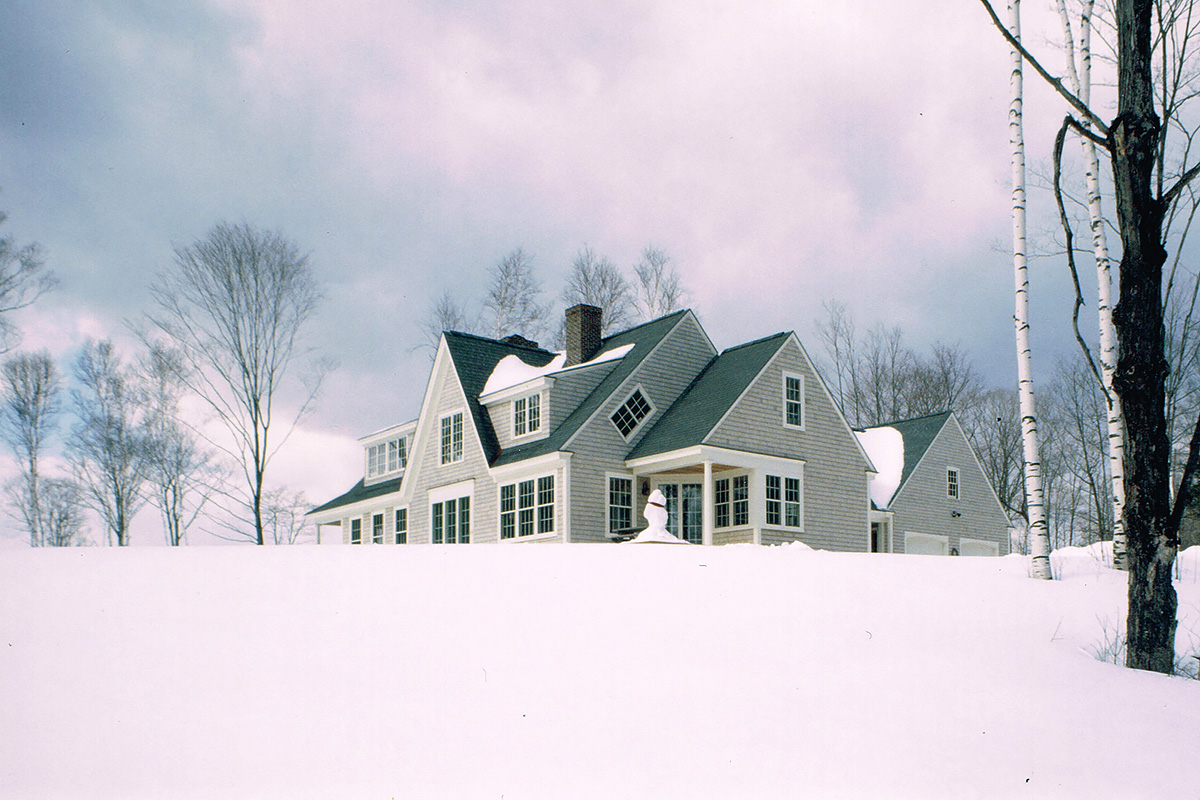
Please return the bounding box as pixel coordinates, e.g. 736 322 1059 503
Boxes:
947 468 959 500
367 436 408 478
714 477 731 528
608 476 633 534
784 372 805 429
514 394 541 437
388 438 407 472
732 475 749 526
372 513 384 544
440 412 464 464
500 475 555 538
432 495 470 543
766 474 802 528
394 508 407 544
350 517 362 544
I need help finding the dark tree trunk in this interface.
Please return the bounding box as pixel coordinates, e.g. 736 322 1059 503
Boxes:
1110 0 1178 673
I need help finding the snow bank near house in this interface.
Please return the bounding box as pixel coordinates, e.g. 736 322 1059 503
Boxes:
481 344 634 396
1 545 1197 799
855 425 904 507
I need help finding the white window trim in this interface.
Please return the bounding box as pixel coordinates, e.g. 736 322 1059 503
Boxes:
394 506 408 544
498 473 556 541
511 391 545 442
713 471 753 531
610 384 656 441
763 468 805 531
947 467 960 500
782 371 806 431
439 411 465 465
606 472 636 535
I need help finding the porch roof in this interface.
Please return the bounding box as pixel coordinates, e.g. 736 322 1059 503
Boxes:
306 475 404 517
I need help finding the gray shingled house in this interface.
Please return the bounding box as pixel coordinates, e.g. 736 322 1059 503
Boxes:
856 412 1012 556
308 305 992 551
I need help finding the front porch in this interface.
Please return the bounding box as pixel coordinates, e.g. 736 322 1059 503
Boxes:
624 445 806 546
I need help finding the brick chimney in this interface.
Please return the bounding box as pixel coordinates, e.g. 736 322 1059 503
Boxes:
564 304 602 367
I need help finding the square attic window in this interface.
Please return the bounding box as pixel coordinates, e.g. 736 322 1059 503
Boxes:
611 388 652 438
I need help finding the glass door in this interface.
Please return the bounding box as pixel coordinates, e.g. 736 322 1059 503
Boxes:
658 482 703 544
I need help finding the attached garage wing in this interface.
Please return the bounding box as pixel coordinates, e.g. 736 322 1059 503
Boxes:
904 531 949 555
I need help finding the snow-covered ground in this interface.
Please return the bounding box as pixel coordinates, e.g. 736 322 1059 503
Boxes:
2 543 1198 799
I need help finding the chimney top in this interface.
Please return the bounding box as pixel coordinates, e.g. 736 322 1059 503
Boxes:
564 304 602 367
501 334 539 349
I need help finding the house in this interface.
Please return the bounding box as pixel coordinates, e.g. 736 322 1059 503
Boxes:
307 304 885 548
855 412 1012 556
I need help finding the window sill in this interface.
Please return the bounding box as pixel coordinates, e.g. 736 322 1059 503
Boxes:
501 531 558 543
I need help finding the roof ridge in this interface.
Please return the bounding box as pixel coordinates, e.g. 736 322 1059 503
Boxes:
720 330 790 354
443 329 553 354
869 409 953 429
601 308 689 342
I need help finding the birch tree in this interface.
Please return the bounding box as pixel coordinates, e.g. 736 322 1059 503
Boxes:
1007 0 1054 580
69 339 151 547
145 222 327 546
0 352 60 546
421 289 473 357
561 246 635 334
980 0 1200 672
1055 0 1128 568
0 210 58 352
480 247 549 342
633 245 684 322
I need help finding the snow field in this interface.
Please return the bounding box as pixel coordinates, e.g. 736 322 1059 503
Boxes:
1 543 1198 799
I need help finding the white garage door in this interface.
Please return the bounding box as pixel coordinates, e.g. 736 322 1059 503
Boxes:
905 532 949 555
959 537 1000 557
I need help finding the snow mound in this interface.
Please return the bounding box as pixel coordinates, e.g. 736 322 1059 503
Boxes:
855 425 904 507
482 344 634 396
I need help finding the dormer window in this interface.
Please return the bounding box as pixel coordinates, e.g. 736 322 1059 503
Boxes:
366 436 407 479
514 394 541 437
611 387 653 439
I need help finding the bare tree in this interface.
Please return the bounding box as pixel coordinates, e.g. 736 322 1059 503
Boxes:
141 345 219 546
633 245 685 322
816 300 862 425
69 339 151 547
480 247 549 342
965 389 1026 520
0 352 60 546
421 289 473 357
979 0 1200 671
561 246 635 334
37 477 88 547
261 487 310 545
144 222 327 546
0 209 58 352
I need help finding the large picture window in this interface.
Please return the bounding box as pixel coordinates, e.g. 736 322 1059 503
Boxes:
432 495 470 543
440 412 464 465
500 475 555 539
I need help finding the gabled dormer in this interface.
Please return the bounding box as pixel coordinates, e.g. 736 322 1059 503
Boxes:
360 420 417 486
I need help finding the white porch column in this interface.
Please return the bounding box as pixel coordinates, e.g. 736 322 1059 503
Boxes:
702 460 714 547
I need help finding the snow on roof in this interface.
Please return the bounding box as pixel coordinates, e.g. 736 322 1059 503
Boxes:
855 425 904 508
481 343 634 397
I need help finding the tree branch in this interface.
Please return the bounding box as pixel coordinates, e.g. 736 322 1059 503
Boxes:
978 0 1110 135
1161 160 1200 206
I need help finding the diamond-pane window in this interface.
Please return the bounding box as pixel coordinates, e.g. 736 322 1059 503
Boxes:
611 389 652 438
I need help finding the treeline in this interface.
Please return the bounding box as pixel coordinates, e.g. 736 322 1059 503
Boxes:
423 243 686 353
816 300 1200 551
1 217 326 547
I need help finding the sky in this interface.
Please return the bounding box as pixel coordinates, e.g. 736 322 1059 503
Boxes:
0 0 1117 530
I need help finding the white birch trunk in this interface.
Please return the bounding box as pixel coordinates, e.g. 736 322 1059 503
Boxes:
1057 0 1127 569
1010 0 1053 579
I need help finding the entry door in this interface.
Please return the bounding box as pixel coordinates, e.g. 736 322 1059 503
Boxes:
659 482 703 543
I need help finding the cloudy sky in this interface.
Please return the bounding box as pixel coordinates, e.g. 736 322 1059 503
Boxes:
0 0 1104 525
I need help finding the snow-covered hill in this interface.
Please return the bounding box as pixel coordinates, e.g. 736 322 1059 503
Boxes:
2 543 1198 799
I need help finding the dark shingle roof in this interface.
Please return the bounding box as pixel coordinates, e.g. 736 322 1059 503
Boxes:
879 411 952 491
307 476 404 516
626 332 790 460
443 331 558 463
491 310 692 467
